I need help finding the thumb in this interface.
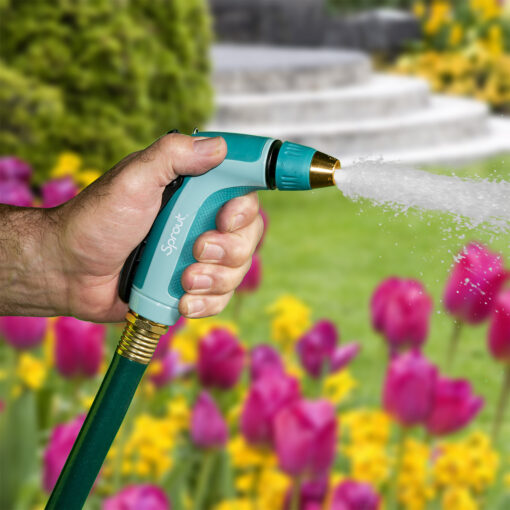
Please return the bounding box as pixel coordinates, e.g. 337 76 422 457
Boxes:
127 133 227 191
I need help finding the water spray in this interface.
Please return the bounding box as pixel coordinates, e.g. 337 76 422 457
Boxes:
45 131 340 509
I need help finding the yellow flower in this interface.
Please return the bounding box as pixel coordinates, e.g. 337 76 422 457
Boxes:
398 439 435 510
424 1 451 36
442 487 478 510
433 432 499 493
267 295 311 349
470 0 501 21
323 370 357 406
449 24 463 47
43 317 57 367
76 169 102 188
413 2 426 18
214 499 253 510
166 396 190 430
345 442 390 487
51 152 82 178
486 24 504 55
17 353 46 390
228 435 275 468
80 395 95 410
111 412 180 480
257 468 291 509
342 409 392 446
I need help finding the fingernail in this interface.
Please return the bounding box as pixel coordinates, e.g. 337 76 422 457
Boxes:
193 137 222 156
229 213 245 232
191 274 213 291
200 242 225 261
185 298 205 316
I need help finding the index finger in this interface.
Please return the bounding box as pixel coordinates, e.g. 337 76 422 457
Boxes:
216 192 260 233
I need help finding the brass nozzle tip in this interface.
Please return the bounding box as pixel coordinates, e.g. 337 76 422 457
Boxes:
117 310 168 364
309 151 341 189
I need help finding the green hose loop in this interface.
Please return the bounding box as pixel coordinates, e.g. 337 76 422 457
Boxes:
45 353 146 510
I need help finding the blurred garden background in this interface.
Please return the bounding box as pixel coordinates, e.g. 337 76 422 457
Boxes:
1 1 510 509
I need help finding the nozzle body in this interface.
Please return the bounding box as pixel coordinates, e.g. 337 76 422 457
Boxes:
127 131 339 326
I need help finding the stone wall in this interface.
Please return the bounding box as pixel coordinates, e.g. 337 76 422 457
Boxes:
209 0 420 53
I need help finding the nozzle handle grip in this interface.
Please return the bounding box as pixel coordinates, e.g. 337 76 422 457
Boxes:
125 132 275 325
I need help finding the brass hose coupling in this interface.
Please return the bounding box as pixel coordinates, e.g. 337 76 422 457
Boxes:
117 310 168 364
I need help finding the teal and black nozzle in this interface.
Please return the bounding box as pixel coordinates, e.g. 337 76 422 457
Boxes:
45 132 340 510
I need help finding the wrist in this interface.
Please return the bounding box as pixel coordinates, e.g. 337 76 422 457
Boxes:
0 205 70 317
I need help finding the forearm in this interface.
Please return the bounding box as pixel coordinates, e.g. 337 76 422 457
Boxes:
0 205 66 317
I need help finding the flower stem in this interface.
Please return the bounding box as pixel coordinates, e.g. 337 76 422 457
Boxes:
492 365 510 442
389 425 408 510
290 475 302 510
445 320 462 373
193 449 217 510
232 294 243 322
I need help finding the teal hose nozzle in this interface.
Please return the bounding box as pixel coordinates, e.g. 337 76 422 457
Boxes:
46 131 341 510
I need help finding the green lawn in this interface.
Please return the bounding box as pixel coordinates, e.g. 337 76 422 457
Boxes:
224 154 510 449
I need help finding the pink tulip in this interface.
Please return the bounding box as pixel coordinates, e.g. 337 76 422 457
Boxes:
191 392 228 448
488 290 510 362
296 320 338 378
237 253 262 292
0 156 32 182
153 317 186 360
274 399 337 479
0 316 47 350
426 376 484 436
0 181 33 207
103 485 170 510
149 350 192 388
43 414 85 492
54 317 106 378
197 328 244 389
249 344 284 380
330 480 381 510
241 371 300 445
330 342 361 372
256 208 269 251
42 176 78 208
371 277 433 352
444 243 507 324
383 351 438 426
284 477 329 510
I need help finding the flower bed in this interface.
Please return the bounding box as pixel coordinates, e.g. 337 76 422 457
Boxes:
1 154 510 509
392 0 510 111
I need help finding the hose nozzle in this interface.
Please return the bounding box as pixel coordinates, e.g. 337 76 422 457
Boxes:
310 151 341 189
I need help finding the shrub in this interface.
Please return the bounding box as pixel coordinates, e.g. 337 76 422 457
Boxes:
0 0 213 173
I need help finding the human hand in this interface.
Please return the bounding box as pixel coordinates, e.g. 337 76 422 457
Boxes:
48 133 263 322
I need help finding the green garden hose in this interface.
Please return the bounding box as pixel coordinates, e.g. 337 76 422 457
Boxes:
45 312 167 510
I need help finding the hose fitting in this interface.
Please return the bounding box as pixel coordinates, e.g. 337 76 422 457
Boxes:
117 310 168 364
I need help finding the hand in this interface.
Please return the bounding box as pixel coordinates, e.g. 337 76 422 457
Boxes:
49 133 263 323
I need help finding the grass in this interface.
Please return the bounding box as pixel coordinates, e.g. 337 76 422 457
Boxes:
222 154 510 450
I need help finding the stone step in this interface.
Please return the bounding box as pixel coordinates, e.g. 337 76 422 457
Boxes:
209 95 489 155
212 44 371 93
214 74 430 124
340 116 510 167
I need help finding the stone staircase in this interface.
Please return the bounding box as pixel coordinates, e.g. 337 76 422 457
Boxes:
209 45 510 167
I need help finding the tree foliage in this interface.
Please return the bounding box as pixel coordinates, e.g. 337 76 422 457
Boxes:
0 0 213 171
